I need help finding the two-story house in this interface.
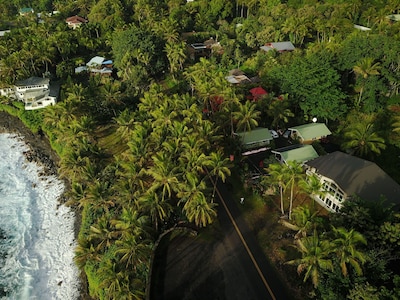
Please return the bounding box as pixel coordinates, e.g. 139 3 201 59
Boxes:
0 77 57 110
305 151 400 212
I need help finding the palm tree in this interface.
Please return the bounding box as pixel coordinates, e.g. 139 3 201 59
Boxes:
111 207 150 240
263 162 288 216
285 161 305 220
299 174 327 210
99 79 123 117
232 101 261 133
342 121 386 158
267 96 294 130
59 151 90 182
177 172 207 210
165 41 187 78
392 115 400 133
286 230 334 288
183 196 217 227
139 190 172 232
74 241 102 269
81 180 115 213
88 216 118 252
147 152 180 202
114 109 137 141
205 150 231 200
353 57 381 107
331 226 367 277
280 206 322 239
98 258 144 300
115 234 152 270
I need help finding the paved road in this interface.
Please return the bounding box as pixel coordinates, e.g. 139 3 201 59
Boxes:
151 181 294 300
215 182 293 300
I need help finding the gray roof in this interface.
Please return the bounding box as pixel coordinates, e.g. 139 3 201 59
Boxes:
306 151 400 205
15 77 49 86
260 41 295 52
87 56 105 67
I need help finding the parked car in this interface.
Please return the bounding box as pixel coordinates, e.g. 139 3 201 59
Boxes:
283 130 291 138
270 129 279 138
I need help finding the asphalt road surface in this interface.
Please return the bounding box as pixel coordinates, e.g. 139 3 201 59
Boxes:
151 181 294 300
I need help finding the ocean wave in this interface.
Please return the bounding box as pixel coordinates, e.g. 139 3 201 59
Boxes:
0 133 79 300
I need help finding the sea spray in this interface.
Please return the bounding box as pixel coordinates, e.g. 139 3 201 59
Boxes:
0 133 79 300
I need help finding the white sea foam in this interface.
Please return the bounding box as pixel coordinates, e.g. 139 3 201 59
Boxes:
0 133 79 300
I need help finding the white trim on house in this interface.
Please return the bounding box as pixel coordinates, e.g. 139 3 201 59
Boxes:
306 170 344 213
0 77 57 110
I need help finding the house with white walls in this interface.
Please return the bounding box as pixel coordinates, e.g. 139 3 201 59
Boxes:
305 151 400 212
0 77 57 110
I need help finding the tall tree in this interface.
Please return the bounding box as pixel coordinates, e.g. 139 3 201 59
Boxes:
331 226 367 277
264 162 289 216
286 230 334 288
285 160 305 220
205 150 231 200
353 57 381 107
342 117 386 158
183 196 218 228
280 205 322 239
274 52 347 121
232 101 261 132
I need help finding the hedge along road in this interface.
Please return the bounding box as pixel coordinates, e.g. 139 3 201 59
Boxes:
150 178 295 300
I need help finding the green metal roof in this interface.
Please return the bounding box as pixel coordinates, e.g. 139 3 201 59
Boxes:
273 145 319 163
236 128 272 148
289 123 331 141
19 7 33 13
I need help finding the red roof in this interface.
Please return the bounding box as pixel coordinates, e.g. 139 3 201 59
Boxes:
66 16 87 24
250 86 268 97
249 87 268 101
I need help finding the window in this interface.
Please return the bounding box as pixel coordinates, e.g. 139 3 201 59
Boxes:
337 193 343 202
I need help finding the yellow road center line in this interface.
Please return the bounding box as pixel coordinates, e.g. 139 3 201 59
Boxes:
215 187 277 300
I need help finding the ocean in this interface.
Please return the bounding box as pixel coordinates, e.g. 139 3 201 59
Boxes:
0 133 79 299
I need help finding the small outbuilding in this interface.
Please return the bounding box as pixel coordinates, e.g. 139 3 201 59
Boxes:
272 144 319 165
260 41 295 52
235 127 273 151
288 123 331 144
66 15 88 29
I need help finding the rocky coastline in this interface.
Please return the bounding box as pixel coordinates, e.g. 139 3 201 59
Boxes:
0 111 89 300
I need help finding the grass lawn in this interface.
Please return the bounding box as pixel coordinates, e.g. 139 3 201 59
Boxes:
95 124 128 157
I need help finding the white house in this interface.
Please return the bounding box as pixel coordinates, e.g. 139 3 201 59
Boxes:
0 77 57 110
305 151 400 213
75 56 113 75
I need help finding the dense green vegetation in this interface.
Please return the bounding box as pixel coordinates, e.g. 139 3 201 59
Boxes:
1 0 400 299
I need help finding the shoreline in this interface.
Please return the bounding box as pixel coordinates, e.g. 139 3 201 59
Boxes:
0 111 88 299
